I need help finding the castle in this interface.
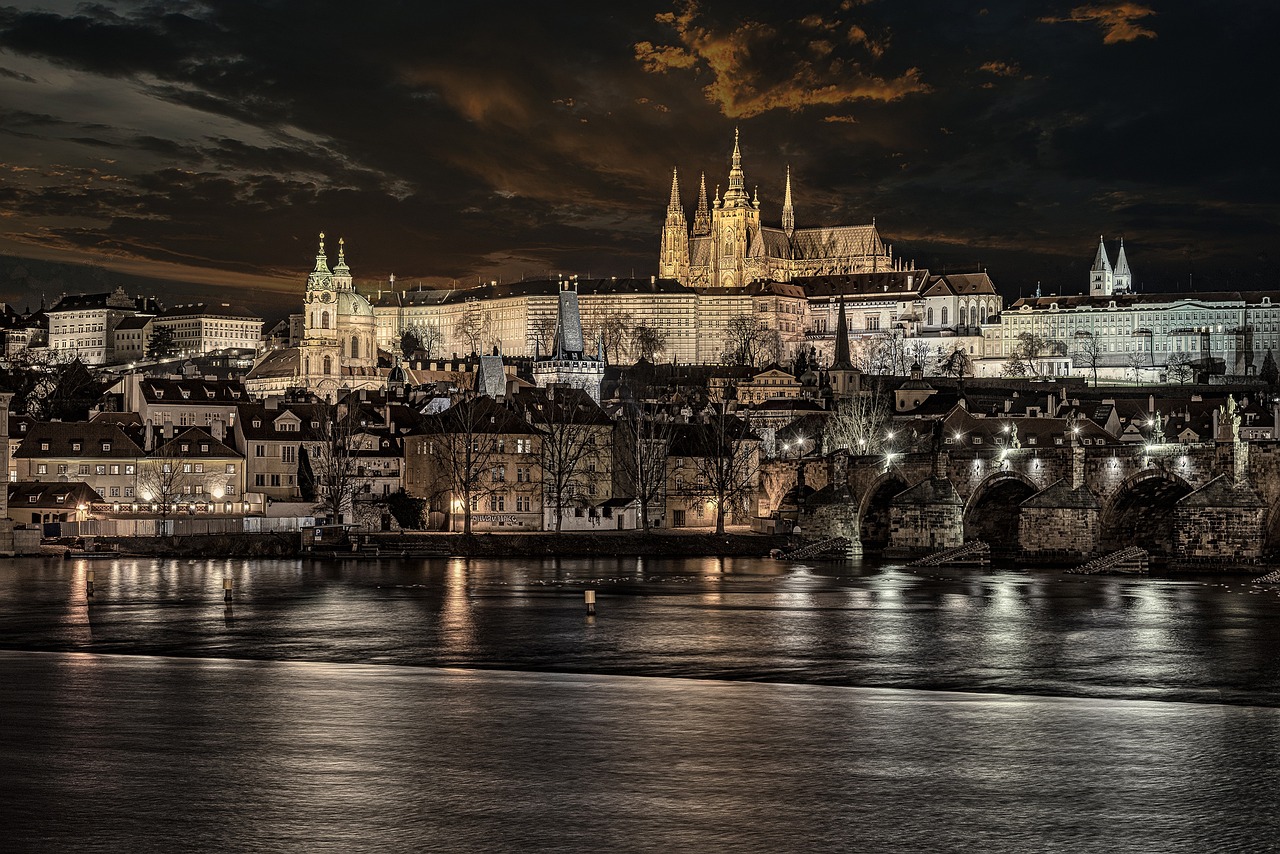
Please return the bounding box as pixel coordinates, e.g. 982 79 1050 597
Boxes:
659 130 906 286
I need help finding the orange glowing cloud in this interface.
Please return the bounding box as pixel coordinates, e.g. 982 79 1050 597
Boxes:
634 2 928 119
1040 3 1157 44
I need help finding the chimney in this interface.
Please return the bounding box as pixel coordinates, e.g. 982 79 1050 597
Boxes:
211 418 225 442
144 420 154 452
163 418 173 440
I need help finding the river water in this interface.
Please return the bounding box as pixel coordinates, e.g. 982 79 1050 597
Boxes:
3 556 1280 851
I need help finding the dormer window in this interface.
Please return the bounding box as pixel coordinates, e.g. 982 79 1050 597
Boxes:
28 495 37 503
201 444 209 453
181 444 189 453
102 442 111 452
72 442 81 451
252 420 261 428
40 442 48 451
154 390 163 399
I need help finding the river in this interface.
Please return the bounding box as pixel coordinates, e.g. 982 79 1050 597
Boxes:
3 556 1279 851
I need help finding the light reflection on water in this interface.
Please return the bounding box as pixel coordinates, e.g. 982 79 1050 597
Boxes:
2 555 1280 704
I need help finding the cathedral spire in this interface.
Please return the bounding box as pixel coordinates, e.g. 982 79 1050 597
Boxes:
667 167 682 212
1091 235 1112 273
1114 238 1132 293
693 171 711 235
724 128 748 205
782 165 795 237
1115 238 1130 276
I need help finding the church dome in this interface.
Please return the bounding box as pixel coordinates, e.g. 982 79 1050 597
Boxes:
336 289 374 318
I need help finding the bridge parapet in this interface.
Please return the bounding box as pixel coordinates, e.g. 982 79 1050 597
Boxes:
835 438 1270 564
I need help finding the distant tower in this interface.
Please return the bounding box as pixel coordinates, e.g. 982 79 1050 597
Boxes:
826 292 861 400
692 172 711 236
533 282 605 403
1113 239 1132 293
1090 235 1114 297
782 165 795 238
658 168 690 280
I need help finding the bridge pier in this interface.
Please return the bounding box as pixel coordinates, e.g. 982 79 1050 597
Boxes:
885 476 964 559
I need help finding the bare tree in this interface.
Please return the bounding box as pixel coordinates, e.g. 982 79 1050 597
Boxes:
582 305 632 364
1125 350 1146 384
1073 332 1102 387
138 445 190 535
1004 332 1066 378
823 385 893 456
1166 351 1194 384
524 388 609 532
684 404 761 534
414 323 445 360
419 396 517 534
631 326 667 363
722 316 770 367
455 302 487 355
305 402 370 525
613 402 673 531
529 315 558 356
906 338 933 373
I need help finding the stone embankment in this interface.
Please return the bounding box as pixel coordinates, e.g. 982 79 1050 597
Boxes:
89 530 789 559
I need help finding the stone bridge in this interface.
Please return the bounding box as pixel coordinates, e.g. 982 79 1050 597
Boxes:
821 437 1280 565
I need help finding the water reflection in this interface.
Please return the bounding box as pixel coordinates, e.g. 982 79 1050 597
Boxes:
1 556 1279 705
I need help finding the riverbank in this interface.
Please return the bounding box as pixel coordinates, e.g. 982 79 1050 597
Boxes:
88 530 791 559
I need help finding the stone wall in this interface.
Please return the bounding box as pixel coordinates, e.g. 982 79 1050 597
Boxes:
887 478 963 556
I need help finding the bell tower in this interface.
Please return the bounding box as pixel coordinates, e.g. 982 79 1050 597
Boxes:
712 129 760 288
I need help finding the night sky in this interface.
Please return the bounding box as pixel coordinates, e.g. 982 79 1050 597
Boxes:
0 1 1275 314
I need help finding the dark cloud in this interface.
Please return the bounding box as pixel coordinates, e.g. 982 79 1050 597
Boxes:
0 0 1274 306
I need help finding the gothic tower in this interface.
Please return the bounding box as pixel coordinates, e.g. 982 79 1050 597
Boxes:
692 172 711 236
782 165 795 238
659 168 690 280
1113 239 1132 294
712 128 761 288
1089 235 1114 297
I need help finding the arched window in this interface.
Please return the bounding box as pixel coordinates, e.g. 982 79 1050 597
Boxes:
323 356 332 375
941 307 949 326
321 311 330 330
927 308 934 326
304 357 310 375
351 336 359 359
970 306 978 327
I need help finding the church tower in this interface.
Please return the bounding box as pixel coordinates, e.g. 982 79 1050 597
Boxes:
659 168 690 280
826 292 861 400
692 173 711 236
1113 239 1132 293
782 165 795 238
711 128 761 288
1089 235 1114 297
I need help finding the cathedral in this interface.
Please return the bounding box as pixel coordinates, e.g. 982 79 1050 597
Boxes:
659 130 906 287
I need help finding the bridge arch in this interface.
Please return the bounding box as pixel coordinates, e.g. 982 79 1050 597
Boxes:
858 471 910 554
1099 468 1194 557
963 471 1040 554
1263 500 1280 558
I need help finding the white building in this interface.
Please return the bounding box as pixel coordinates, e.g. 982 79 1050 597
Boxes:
153 303 263 357
46 287 160 365
981 242 1280 381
